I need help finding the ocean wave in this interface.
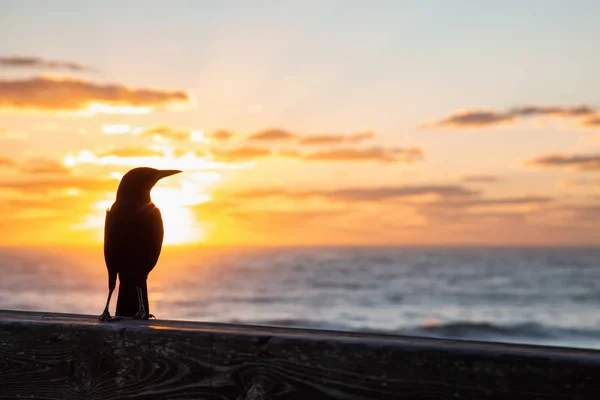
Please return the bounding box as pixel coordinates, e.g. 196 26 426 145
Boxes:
407 321 555 339
401 321 600 346
245 318 600 343
238 318 355 332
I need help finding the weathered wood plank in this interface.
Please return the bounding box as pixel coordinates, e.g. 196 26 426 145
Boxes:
0 310 599 399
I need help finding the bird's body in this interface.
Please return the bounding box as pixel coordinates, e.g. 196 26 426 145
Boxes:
99 167 181 322
105 202 163 317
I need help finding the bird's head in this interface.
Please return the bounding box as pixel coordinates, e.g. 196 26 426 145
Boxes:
115 167 182 205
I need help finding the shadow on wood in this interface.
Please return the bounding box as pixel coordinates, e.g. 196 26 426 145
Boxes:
1 309 599 399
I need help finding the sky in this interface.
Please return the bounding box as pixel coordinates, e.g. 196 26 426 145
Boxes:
0 0 599 246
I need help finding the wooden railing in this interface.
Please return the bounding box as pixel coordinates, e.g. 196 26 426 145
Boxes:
0 310 599 399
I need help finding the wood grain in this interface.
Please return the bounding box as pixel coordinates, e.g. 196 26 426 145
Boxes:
0 310 599 399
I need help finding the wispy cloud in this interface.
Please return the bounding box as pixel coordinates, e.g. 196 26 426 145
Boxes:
248 129 297 142
95 126 422 164
425 110 514 128
527 153 600 171
422 105 600 129
320 185 477 201
96 147 165 158
189 185 595 245
562 205 600 221
234 185 478 201
0 55 95 72
101 125 215 143
0 176 117 194
0 157 71 174
143 126 191 141
461 175 502 183
0 157 15 167
212 146 271 161
63 149 247 172
208 130 234 141
562 178 600 187
294 147 423 163
18 158 71 174
243 128 374 145
299 131 373 145
441 196 553 208
0 76 190 115
583 116 600 127
99 125 379 150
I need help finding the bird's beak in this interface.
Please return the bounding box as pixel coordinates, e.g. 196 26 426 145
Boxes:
155 169 182 180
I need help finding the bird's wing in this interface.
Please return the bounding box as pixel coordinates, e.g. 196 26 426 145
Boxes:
145 204 164 273
103 209 120 274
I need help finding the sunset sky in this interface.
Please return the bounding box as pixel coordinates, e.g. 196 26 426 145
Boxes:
0 0 599 246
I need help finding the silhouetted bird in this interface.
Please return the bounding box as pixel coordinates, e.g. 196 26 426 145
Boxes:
99 167 181 322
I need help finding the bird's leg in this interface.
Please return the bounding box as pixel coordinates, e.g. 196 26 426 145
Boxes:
132 286 155 320
98 288 122 322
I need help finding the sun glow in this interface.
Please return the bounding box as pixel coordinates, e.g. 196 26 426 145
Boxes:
62 139 258 245
152 186 210 245
71 170 220 245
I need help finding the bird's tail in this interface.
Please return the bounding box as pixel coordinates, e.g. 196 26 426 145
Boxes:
115 279 149 317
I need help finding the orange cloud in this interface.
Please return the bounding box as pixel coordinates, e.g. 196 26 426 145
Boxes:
100 125 222 144
559 205 600 222
0 176 116 194
583 116 600 127
426 110 514 128
0 55 95 72
440 196 553 208
64 148 246 172
228 210 348 232
462 175 502 183
319 185 476 201
527 153 600 171
245 128 374 145
248 128 296 141
233 185 478 201
143 126 190 141
299 131 374 145
562 178 600 187
298 147 423 163
0 157 15 167
0 193 99 218
96 147 165 158
19 158 71 174
101 124 192 141
211 146 272 161
108 126 378 148
0 76 190 115
277 149 301 158
198 184 599 245
423 105 599 129
209 130 235 141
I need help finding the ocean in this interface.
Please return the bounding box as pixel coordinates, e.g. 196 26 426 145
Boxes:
1 246 599 350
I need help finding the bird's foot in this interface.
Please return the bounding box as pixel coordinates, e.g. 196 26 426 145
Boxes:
132 312 155 320
98 309 123 323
